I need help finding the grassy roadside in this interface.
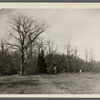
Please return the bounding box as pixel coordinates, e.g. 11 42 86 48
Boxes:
0 73 100 94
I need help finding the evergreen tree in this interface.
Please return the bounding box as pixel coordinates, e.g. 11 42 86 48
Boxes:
37 50 47 73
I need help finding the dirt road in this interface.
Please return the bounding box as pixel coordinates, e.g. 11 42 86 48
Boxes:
0 75 65 94
0 73 100 94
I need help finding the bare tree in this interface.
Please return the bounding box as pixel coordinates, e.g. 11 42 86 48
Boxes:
85 49 89 64
65 43 79 72
37 38 46 55
46 39 58 55
89 49 95 63
73 46 78 60
65 43 74 57
45 39 58 68
8 13 48 75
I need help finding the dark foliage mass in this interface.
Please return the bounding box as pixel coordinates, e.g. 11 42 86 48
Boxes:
36 50 47 74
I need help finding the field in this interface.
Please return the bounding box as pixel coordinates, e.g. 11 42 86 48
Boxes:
0 73 100 94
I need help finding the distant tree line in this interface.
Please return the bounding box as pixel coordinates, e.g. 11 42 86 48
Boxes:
0 13 99 76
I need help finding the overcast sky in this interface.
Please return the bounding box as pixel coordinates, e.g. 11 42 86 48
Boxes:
0 9 100 61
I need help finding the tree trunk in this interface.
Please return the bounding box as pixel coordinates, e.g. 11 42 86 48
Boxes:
21 48 24 75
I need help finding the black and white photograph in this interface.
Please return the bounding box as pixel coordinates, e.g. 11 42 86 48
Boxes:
0 3 100 95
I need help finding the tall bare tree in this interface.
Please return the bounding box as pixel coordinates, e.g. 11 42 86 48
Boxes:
46 39 58 55
8 13 48 75
65 43 79 72
65 43 74 57
85 49 89 65
89 49 95 63
73 46 78 60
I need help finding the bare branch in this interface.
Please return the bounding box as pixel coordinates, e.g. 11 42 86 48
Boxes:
8 31 20 41
24 25 48 51
7 43 20 49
